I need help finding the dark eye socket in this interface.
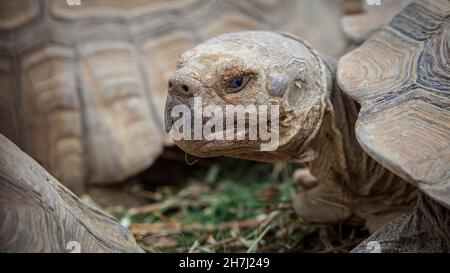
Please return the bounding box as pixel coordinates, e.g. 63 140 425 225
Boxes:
226 76 249 93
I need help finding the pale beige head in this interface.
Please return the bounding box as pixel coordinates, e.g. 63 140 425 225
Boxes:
165 31 331 162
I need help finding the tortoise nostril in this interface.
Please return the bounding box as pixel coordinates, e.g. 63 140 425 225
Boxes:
168 77 193 97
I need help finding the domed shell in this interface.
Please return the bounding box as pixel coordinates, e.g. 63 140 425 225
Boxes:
0 0 346 194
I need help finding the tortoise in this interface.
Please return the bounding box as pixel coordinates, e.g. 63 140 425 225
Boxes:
0 133 143 252
165 0 450 252
0 0 346 195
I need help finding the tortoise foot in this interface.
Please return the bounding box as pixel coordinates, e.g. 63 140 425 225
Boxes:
292 185 352 224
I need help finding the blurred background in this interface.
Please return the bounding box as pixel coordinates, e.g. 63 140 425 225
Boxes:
0 0 405 252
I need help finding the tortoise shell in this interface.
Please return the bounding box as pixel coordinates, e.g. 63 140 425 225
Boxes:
0 0 346 194
0 133 143 252
338 0 450 208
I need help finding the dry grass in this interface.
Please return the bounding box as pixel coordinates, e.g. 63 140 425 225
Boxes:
93 156 368 253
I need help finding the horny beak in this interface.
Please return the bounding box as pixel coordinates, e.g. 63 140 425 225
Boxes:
164 96 175 133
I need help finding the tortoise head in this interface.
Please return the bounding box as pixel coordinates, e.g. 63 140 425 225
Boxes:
165 31 330 162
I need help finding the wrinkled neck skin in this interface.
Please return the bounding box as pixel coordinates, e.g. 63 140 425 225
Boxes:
252 54 417 215
307 56 417 214
232 52 417 210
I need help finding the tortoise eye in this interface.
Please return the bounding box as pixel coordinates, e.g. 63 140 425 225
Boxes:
226 76 249 93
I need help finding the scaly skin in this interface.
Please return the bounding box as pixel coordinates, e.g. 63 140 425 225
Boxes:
165 31 417 226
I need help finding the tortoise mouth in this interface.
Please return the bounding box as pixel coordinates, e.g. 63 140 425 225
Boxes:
173 137 262 158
